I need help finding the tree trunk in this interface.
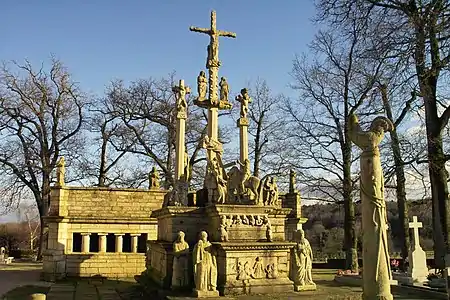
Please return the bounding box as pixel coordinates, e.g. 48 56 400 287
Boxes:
36 174 51 261
253 120 262 178
343 141 358 272
380 85 410 268
423 93 449 269
98 136 108 187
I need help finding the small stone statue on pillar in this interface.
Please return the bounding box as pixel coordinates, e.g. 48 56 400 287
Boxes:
289 169 296 194
236 88 252 119
56 156 65 187
197 71 207 101
149 167 160 189
174 81 191 119
219 77 229 102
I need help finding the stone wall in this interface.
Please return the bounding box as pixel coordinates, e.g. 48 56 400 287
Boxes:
43 186 167 281
66 253 146 278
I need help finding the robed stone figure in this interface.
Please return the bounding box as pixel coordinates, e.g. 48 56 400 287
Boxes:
349 113 393 300
293 229 315 288
192 231 217 293
172 231 190 289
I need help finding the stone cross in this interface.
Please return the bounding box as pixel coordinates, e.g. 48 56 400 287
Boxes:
409 216 423 249
190 11 236 156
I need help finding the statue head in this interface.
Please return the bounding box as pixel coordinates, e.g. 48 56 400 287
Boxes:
297 229 305 241
200 70 205 76
370 116 394 133
199 231 208 242
221 77 226 82
177 231 185 242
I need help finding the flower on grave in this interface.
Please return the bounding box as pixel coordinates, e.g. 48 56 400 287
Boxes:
336 269 344 276
390 259 399 268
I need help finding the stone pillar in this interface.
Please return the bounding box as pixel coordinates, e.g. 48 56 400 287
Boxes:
115 234 124 253
237 118 249 162
98 233 107 253
81 233 90 253
131 234 140 253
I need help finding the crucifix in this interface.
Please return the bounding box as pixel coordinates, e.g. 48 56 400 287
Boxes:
409 216 423 249
190 11 236 159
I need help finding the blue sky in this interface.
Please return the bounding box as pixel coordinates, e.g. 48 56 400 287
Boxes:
0 1 317 222
1 1 316 98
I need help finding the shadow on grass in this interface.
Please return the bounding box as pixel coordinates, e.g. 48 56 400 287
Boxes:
2 285 50 300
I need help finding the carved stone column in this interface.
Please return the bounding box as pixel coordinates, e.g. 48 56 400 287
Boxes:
98 233 107 253
115 234 124 253
131 234 140 253
237 118 249 163
81 233 90 253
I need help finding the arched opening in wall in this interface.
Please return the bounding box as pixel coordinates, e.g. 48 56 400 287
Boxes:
89 233 99 252
138 233 148 253
106 233 115 252
72 233 82 252
123 233 131 252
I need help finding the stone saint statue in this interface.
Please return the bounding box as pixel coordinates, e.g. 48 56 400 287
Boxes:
193 231 217 294
219 77 229 102
293 229 315 289
236 158 251 197
197 71 207 101
289 169 296 194
56 156 65 186
172 231 190 289
149 167 160 189
268 177 278 206
184 149 190 181
349 113 394 300
173 81 190 117
236 88 252 119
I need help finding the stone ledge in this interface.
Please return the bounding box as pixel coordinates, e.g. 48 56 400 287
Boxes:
334 275 398 287
213 242 296 251
51 186 169 193
43 216 158 224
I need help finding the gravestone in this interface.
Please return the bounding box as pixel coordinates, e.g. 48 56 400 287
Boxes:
0 246 5 263
407 216 429 283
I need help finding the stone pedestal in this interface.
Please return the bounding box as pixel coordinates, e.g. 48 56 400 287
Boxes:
214 242 295 295
146 204 296 295
408 246 429 283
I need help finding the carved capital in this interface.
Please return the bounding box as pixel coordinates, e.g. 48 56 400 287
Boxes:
237 118 249 127
177 111 187 119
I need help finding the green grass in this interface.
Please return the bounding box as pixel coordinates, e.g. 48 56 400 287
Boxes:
1 285 49 300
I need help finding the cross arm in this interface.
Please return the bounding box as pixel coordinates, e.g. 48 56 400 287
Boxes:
189 26 211 34
218 30 237 38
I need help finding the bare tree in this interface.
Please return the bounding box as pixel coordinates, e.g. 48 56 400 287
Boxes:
0 58 85 259
102 75 209 189
288 20 385 271
317 0 450 270
245 79 287 178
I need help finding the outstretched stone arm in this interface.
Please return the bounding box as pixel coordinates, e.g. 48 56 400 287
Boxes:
348 113 370 149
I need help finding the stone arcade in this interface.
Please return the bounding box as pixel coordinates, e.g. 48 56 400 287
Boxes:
146 11 308 296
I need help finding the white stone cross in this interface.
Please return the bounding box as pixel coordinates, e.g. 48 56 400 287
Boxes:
409 216 423 249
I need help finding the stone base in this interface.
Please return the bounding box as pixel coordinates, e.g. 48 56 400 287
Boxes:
294 283 316 291
392 272 428 285
334 275 398 287
224 278 293 295
214 242 295 295
192 289 220 297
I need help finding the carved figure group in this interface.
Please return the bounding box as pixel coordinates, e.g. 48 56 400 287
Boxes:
149 167 160 189
205 156 227 204
172 231 190 288
292 229 315 287
262 177 278 206
236 88 252 119
218 216 229 242
193 231 217 293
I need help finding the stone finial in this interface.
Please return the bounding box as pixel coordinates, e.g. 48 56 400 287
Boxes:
56 156 65 187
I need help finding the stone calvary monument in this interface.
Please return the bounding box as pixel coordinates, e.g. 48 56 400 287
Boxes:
146 11 308 296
